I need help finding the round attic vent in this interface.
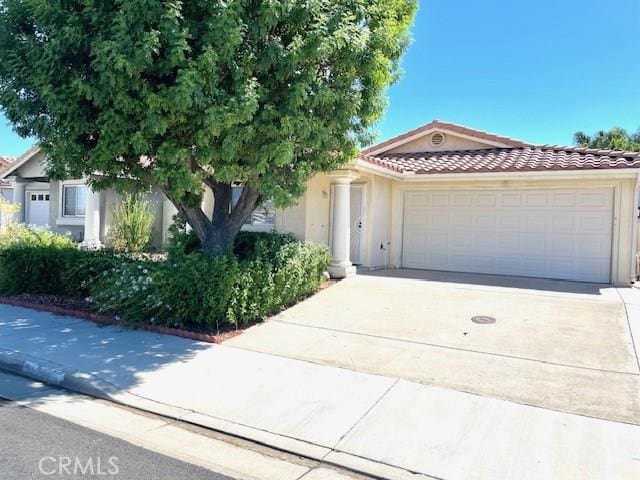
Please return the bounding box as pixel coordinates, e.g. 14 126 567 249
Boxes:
430 132 446 147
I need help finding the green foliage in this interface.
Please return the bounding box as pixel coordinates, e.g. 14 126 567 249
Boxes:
233 231 297 261
89 254 240 330
228 240 331 324
166 214 201 256
0 224 130 296
62 250 132 298
0 0 416 250
0 223 75 250
0 225 76 296
109 194 156 253
90 232 331 330
0 226 331 331
574 127 640 151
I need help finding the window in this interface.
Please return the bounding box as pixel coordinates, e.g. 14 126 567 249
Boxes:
231 186 276 227
62 185 87 217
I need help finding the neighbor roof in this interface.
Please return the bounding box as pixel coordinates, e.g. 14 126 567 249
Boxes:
360 145 640 175
0 145 40 179
0 156 14 170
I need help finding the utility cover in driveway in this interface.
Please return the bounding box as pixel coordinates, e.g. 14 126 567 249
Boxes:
402 188 613 283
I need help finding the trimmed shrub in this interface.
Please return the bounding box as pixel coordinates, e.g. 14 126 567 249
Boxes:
62 249 131 298
89 254 240 330
0 226 331 332
90 233 331 330
0 224 129 297
0 225 77 295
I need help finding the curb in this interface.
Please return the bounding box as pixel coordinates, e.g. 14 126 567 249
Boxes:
0 348 118 401
0 346 431 480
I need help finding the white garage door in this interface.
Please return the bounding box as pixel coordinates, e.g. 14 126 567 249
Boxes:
402 188 614 283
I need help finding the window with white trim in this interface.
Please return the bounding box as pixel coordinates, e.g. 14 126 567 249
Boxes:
231 186 276 227
62 185 87 217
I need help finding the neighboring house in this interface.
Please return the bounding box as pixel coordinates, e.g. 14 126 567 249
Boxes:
4 120 640 285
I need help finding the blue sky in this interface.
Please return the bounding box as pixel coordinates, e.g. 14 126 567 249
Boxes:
1 0 639 156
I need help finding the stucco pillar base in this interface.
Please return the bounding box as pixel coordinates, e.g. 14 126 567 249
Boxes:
328 263 357 279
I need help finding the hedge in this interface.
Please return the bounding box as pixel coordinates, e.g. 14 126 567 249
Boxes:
0 225 331 331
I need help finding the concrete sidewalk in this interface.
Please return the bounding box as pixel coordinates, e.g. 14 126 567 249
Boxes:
1 304 639 479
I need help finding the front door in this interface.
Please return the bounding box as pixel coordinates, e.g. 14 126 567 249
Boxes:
350 184 364 265
27 191 50 226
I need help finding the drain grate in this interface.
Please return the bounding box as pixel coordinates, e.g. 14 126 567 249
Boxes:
471 316 496 325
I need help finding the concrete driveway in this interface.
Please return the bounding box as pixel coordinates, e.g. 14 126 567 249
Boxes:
226 269 640 424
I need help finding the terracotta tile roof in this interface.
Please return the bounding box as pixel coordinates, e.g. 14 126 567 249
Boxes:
362 120 530 154
359 145 640 175
0 156 14 169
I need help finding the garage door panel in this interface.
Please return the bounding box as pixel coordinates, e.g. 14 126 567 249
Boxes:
552 193 576 207
474 233 496 249
525 193 548 207
499 216 521 229
551 215 574 230
550 237 575 255
579 192 610 207
453 194 473 207
477 194 497 206
451 232 472 249
523 216 547 230
453 213 473 227
580 215 609 231
402 188 613 283
406 192 429 207
499 193 522 207
431 193 450 207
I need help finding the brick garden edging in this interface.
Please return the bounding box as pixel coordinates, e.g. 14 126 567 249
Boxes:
0 297 242 344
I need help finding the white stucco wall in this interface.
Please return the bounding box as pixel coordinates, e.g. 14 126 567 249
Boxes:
16 151 47 179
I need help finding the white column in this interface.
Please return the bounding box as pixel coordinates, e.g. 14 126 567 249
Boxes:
12 181 26 224
328 170 358 278
82 187 102 248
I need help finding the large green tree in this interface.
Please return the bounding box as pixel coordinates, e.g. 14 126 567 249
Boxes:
574 127 640 151
0 0 416 252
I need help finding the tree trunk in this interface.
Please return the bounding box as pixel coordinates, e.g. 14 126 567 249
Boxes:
164 181 261 255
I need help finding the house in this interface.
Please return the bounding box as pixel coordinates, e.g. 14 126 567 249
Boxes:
3 120 640 285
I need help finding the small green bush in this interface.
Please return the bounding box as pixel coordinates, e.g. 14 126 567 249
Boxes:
0 224 129 297
109 194 155 253
0 223 75 249
0 225 77 295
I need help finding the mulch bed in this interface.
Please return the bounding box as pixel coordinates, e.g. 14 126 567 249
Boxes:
0 279 339 345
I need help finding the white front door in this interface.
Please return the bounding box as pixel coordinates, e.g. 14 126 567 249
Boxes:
350 184 364 265
27 191 50 226
402 188 614 283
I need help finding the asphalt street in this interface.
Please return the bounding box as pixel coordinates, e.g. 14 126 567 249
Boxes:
0 397 233 480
